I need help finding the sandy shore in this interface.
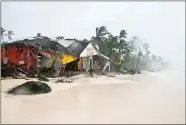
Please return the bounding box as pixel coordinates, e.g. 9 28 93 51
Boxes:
1 70 185 124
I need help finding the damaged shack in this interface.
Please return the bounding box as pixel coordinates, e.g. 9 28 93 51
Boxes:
57 39 89 75
59 39 110 73
1 37 67 78
79 42 110 72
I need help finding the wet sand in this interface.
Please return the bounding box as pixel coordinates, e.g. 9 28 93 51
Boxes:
1 70 185 124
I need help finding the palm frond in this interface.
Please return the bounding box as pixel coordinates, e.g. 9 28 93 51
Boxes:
119 30 127 38
97 26 108 36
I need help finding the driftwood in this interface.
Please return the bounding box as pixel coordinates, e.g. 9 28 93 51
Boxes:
2 66 30 79
55 78 73 83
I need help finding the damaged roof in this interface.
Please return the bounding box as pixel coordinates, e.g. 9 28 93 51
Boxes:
7 37 68 54
7 37 94 57
56 39 76 48
66 40 89 56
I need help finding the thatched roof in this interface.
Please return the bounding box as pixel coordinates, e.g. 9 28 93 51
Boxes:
7 37 68 54
7 37 92 57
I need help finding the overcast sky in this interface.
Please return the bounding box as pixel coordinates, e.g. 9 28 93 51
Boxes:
2 2 185 69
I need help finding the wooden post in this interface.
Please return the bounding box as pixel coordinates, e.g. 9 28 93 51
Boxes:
80 57 83 71
92 56 94 69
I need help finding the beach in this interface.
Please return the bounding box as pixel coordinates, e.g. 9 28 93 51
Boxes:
1 70 185 124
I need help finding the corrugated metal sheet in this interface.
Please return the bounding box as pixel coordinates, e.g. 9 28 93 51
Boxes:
66 41 89 56
27 37 38 40
57 39 76 48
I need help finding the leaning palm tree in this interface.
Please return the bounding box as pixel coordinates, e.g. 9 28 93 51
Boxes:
1 27 6 40
144 51 151 62
141 43 149 69
107 34 119 57
142 43 149 55
93 26 110 53
119 30 127 39
119 30 128 51
135 51 143 72
121 42 132 70
129 36 142 71
122 47 133 70
130 36 140 53
152 55 156 60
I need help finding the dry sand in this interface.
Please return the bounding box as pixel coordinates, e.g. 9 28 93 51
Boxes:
1 70 185 124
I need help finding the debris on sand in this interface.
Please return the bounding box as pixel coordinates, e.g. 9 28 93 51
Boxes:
136 71 141 74
84 74 94 78
84 74 99 78
6 81 51 95
120 69 128 74
55 79 65 83
38 77 49 82
55 79 73 83
94 75 99 78
107 74 116 77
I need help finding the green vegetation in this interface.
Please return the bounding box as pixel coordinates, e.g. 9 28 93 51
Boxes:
90 26 164 72
1 27 14 48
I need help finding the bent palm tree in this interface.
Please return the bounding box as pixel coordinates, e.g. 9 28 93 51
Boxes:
119 30 127 39
143 43 149 55
107 34 119 57
1 27 6 40
94 26 110 53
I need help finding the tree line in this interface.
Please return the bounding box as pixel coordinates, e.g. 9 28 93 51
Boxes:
1 26 165 72
89 26 164 72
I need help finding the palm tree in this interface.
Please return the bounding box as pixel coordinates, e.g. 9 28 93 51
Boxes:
135 51 143 71
142 43 149 55
144 51 151 63
119 30 127 39
119 30 128 51
111 30 128 71
130 36 140 53
141 43 150 69
93 26 110 53
1 27 6 40
106 34 119 56
122 46 133 70
1 28 14 50
152 55 156 60
130 36 146 70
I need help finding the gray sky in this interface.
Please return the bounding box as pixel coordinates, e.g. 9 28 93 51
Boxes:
2 2 185 69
